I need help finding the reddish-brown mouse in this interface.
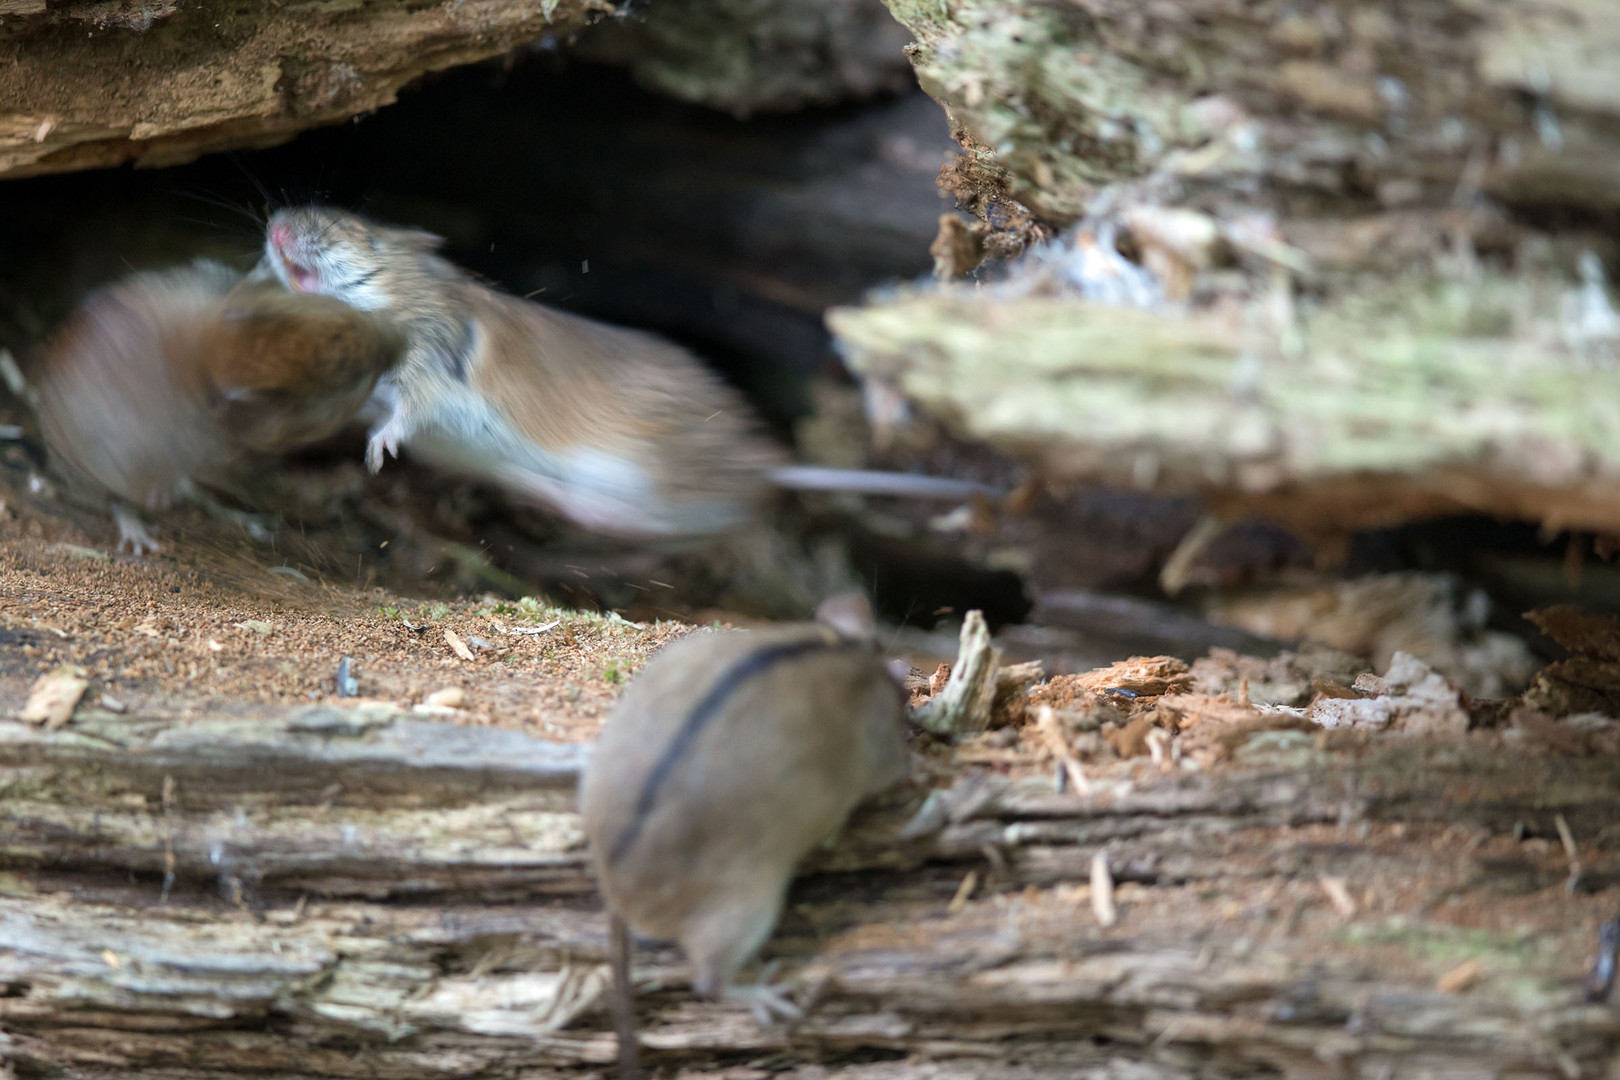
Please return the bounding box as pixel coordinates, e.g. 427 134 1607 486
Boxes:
260 205 997 541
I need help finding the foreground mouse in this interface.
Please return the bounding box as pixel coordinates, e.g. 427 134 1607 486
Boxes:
35 261 402 552
578 593 909 1078
260 205 997 540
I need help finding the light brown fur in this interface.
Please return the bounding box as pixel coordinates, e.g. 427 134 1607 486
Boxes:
263 206 786 538
262 205 999 539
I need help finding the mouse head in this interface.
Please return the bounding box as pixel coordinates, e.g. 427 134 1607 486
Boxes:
265 206 444 311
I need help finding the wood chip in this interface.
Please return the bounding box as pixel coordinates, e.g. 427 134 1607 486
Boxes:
1437 958 1482 994
1090 851 1117 928
425 687 465 709
443 629 475 662
912 611 1002 737
47 542 109 562
19 665 89 729
1035 705 1090 794
1555 813 1583 893
1319 874 1358 919
503 620 560 636
947 869 978 914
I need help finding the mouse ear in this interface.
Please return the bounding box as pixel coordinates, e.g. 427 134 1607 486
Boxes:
375 225 446 253
815 591 875 641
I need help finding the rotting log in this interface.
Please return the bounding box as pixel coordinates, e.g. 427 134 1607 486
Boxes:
2 705 1618 1078
881 0 1620 238
829 278 1620 541
833 0 1620 542
573 0 913 117
0 0 618 181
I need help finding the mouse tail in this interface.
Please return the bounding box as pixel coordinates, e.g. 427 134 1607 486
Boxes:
769 464 1002 501
609 913 643 1080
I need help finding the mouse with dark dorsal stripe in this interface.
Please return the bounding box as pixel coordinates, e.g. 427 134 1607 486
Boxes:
259 205 1000 542
578 593 909 1078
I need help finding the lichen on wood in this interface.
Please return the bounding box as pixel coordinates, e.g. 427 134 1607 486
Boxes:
883 0 1620 234
830 256 1620 538
855 0 1620 540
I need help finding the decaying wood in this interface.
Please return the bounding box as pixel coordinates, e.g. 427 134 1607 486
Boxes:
911 609 1000 736
829 278 1620 539
0 0 616 181
834 0 1620 541
574 0 912 117
2 704 1617 1077
882 0 1620 238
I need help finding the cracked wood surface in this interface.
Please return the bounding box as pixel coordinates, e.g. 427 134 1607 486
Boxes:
0 0 616 181
1 705 1617 1077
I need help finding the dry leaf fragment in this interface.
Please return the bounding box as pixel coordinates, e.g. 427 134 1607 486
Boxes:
19 665 89 729
444 629 475 662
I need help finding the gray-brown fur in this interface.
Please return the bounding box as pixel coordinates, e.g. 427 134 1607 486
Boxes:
578 594 908 1072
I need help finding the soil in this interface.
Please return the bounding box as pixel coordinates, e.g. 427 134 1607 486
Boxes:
0 488 695 743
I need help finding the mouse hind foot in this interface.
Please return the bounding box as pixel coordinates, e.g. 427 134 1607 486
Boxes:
721 966 803 1028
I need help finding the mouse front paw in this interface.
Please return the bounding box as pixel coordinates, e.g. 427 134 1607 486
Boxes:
365 420 405 474
111 503 161 556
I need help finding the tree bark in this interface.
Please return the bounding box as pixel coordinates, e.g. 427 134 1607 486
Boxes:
834 0 1620 541
0 0 615 181
2 705 1616 1077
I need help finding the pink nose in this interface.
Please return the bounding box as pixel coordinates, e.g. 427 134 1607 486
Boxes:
270 223 293 253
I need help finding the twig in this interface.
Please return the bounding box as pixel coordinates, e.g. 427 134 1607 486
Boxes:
1035 705 1090 795
1090 851 1117 928
1555 813 1583 894
1319 874 1357 919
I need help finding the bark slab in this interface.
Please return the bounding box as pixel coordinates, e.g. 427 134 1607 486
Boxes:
1 705 1616 1077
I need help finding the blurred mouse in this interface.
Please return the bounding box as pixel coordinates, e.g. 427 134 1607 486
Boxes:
578 592 909 1078
259 205 999 542
35 260 401 552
